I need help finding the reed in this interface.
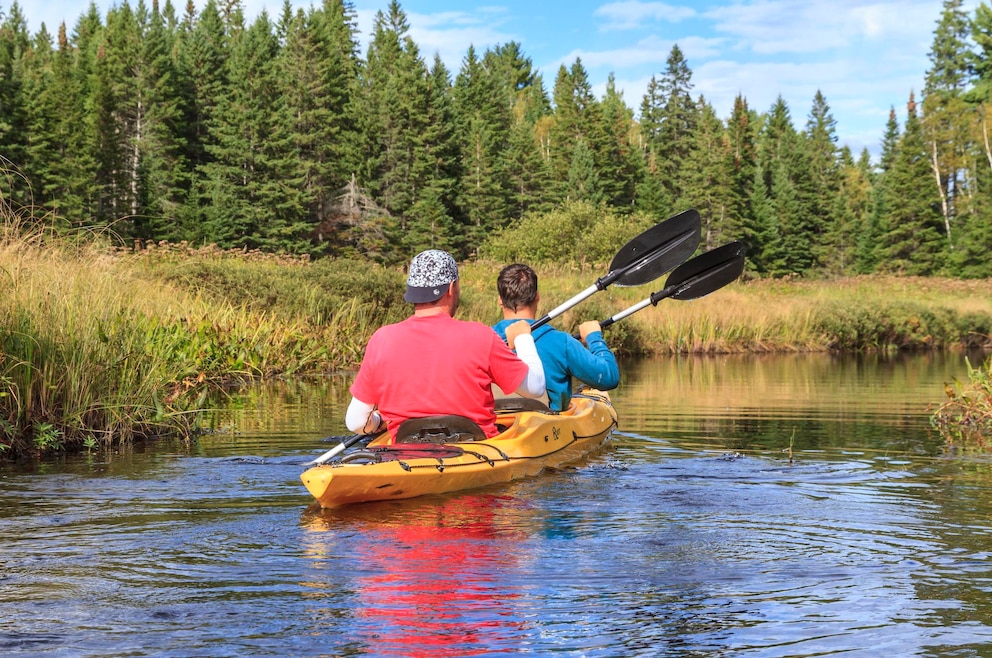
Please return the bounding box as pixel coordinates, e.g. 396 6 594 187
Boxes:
0 221 395 457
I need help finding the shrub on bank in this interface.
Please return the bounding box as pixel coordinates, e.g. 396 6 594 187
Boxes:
479 200 654 266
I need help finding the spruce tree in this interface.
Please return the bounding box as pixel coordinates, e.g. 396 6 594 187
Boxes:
636 73 669 216
175 0 228 242
598 74 639 208
654 44 696 204
922 0 974 253
406 54 459 254
0 2 33 207
88 1 144 229
549 59 608 204
502 82 554 218
274 0 362 254
453 45 509 244
134 0 188 240
722 95 756 250
678 99 730 249
804 90 841 268
875 93 946 274
755 96 818 275
200 11 309 252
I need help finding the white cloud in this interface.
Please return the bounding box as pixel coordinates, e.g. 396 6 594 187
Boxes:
550 34 724 72
594 1 696 31
702 0 942 55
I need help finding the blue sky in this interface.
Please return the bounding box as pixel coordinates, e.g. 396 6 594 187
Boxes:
17 0 982 159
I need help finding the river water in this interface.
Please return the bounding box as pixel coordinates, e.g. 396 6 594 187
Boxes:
4 352 992 657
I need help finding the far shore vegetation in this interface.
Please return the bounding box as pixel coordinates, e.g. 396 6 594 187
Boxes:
3 202 992 459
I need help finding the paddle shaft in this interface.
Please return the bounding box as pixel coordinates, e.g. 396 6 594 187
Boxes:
304 433 371 466
530 210 701 331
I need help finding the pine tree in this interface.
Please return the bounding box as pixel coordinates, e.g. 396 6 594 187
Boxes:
722 95 756 250
200 11 309 251
0 2 34 206
875 93 946 274
804 90 841 268
654 44 696 203
678 98 730 249
134 0 189 239
971 2 992 101
921 0 974 253
277 0 362 254
453 45 509 244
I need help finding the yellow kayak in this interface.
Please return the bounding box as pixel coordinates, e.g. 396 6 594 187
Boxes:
301 389 618 508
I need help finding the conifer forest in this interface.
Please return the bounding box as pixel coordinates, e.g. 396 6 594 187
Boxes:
1 0 991 277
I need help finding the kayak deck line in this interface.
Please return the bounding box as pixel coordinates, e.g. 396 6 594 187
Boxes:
301 388 618 508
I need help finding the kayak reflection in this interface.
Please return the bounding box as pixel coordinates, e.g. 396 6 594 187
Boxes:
301 490 543 655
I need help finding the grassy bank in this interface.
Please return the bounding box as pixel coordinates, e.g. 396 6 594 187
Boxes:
4 226 992 458
0 229 404 458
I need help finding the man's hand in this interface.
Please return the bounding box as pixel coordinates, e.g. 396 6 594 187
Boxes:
578 320 602 345
504 320 532 350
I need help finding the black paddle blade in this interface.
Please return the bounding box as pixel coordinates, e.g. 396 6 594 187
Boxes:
662 240 746 302
608 208 701 287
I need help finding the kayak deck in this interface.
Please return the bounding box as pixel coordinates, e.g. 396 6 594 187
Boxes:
301 390 618 508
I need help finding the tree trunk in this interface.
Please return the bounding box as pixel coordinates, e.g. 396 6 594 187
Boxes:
928 138 952 249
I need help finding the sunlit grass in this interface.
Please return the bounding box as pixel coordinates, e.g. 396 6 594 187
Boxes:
0 218 396 458
459 262 992 355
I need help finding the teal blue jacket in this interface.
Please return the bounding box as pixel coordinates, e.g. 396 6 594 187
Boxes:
492 319 620 411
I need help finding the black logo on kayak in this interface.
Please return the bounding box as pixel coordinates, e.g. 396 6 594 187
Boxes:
552 426 560 442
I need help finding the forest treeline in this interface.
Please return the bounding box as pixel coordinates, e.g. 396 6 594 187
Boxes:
0 0 990 276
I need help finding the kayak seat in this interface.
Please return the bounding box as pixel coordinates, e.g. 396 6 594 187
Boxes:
494 397 552 413
394 415 486 444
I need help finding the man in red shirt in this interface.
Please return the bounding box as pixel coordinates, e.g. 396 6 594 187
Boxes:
346 249 545 440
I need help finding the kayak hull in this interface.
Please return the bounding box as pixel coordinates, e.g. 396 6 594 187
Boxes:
301 390 618 508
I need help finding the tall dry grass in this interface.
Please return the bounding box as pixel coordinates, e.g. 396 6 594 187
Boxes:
458 262 992 355
0 216 380 458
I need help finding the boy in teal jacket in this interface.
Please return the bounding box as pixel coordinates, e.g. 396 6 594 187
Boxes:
493 263 620 411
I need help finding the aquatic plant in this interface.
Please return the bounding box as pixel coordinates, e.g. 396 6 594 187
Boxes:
931 356 992 449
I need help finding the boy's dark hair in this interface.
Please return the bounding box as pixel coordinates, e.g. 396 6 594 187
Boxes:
497 263 538 311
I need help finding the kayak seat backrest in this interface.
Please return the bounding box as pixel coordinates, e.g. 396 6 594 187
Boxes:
394 415 486 444
494 397 552 413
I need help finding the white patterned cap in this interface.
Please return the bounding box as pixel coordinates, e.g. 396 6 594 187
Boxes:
404 249 459 303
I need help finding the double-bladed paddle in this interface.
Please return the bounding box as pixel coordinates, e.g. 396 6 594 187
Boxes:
531 208 701 331
594 240 746 331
